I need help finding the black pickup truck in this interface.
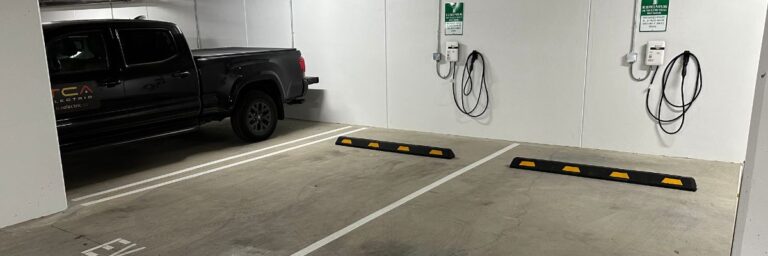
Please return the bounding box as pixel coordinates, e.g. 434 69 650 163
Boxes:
43 19 317 151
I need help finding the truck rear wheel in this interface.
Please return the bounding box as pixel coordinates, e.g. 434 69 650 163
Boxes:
232 90 278 142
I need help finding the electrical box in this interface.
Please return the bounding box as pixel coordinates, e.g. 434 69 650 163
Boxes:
446 41 460 62
646 41 666 66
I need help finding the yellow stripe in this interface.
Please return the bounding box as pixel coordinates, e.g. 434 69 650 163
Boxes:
519 161 536 167
562 166 581 173
610 172 630 180
341 139 352 145
662 178 683 186
397 146 410 152
368 142 380 148
429 149 443 156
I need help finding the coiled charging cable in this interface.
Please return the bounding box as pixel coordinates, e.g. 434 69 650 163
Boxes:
452 50 489 118
645 51 703 135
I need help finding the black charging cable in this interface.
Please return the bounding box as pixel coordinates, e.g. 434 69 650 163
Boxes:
645 51 703 135
452 50 490 118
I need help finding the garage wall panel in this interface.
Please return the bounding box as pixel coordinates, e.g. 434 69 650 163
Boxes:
40 1 198 49
285 0 389 127
196 0 248 48
582 0 768 162
245 0 293 48
385 0 590 146
40 7 76 22
734 7 768 254
37 0 768 163
277 0 763 162
0 0 67 228
111 2 149 20
40 4 113 22
147 0 200 49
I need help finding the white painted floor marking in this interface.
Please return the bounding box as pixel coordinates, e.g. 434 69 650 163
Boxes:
72 126 354 202
81 128 368 207
81 238 145 256
290 143 521 256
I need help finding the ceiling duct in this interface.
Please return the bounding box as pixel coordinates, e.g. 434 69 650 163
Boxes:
39 0 133 7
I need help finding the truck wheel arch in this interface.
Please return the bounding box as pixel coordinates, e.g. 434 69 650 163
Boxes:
233 78 286 120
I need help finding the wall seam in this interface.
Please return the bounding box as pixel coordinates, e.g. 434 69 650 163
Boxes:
109 0 114 19
384 0 390 128
578 0 594 148
290 0 296 48
242 0 249 46
193 0 202 48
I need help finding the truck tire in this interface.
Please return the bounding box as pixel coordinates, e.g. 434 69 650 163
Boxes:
232 90 278 142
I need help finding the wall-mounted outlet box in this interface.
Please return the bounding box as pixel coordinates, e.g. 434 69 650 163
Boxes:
446 41 460 62
646 41 666 66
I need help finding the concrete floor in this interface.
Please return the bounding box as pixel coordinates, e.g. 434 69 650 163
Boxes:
0 120 741 256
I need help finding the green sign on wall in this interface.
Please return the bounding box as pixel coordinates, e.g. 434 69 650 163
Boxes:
445 2 464 35
640 0 669 32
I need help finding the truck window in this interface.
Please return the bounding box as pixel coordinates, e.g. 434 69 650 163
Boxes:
46 32 108 75
118 29 178 66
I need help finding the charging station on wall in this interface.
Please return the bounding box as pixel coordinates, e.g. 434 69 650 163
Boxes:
626 0 704 135
434 1 491 118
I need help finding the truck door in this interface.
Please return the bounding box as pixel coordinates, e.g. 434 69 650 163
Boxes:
46 28 126 148
115 24 201 129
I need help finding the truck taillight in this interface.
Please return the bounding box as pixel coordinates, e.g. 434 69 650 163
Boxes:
299 56 306 73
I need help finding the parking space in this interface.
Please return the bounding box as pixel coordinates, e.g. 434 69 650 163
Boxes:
63 120 352 198
310 144 740 256
0 121 740 255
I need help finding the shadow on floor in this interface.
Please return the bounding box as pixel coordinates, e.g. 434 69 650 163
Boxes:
60 119 325 190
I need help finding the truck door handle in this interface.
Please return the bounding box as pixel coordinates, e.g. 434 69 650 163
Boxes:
172 71 191 79
100 79 122 88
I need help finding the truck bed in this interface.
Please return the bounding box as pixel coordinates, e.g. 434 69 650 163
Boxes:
192 47 296 59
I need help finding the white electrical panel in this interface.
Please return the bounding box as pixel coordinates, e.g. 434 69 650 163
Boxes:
446 41 460 62
646 41 666 66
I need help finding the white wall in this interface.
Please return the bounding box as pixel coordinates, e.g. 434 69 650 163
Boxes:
283 0 768 163
111 2 149 19
40 0 200 49
582 0 768 162
733 6 768 255
40 3 113 22
285 0 389 127
147 0 200 49
196 0 247 48
384 0 590 146
42 0 768 163
0 0 67 228
168 0 293 48
245 0 293 48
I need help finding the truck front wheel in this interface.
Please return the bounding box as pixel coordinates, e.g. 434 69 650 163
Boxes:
232 90 278 142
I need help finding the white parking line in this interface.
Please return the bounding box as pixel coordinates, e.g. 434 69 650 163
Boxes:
290 143 521 256
71 126 354 202
81 128 368 207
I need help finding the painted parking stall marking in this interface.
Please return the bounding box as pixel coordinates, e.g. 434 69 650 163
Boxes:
290 143 520 256
82 238 145 256
72 126 355 202
81 128 368 207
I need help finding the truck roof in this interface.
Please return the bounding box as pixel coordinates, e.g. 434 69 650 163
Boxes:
43 19 176 30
